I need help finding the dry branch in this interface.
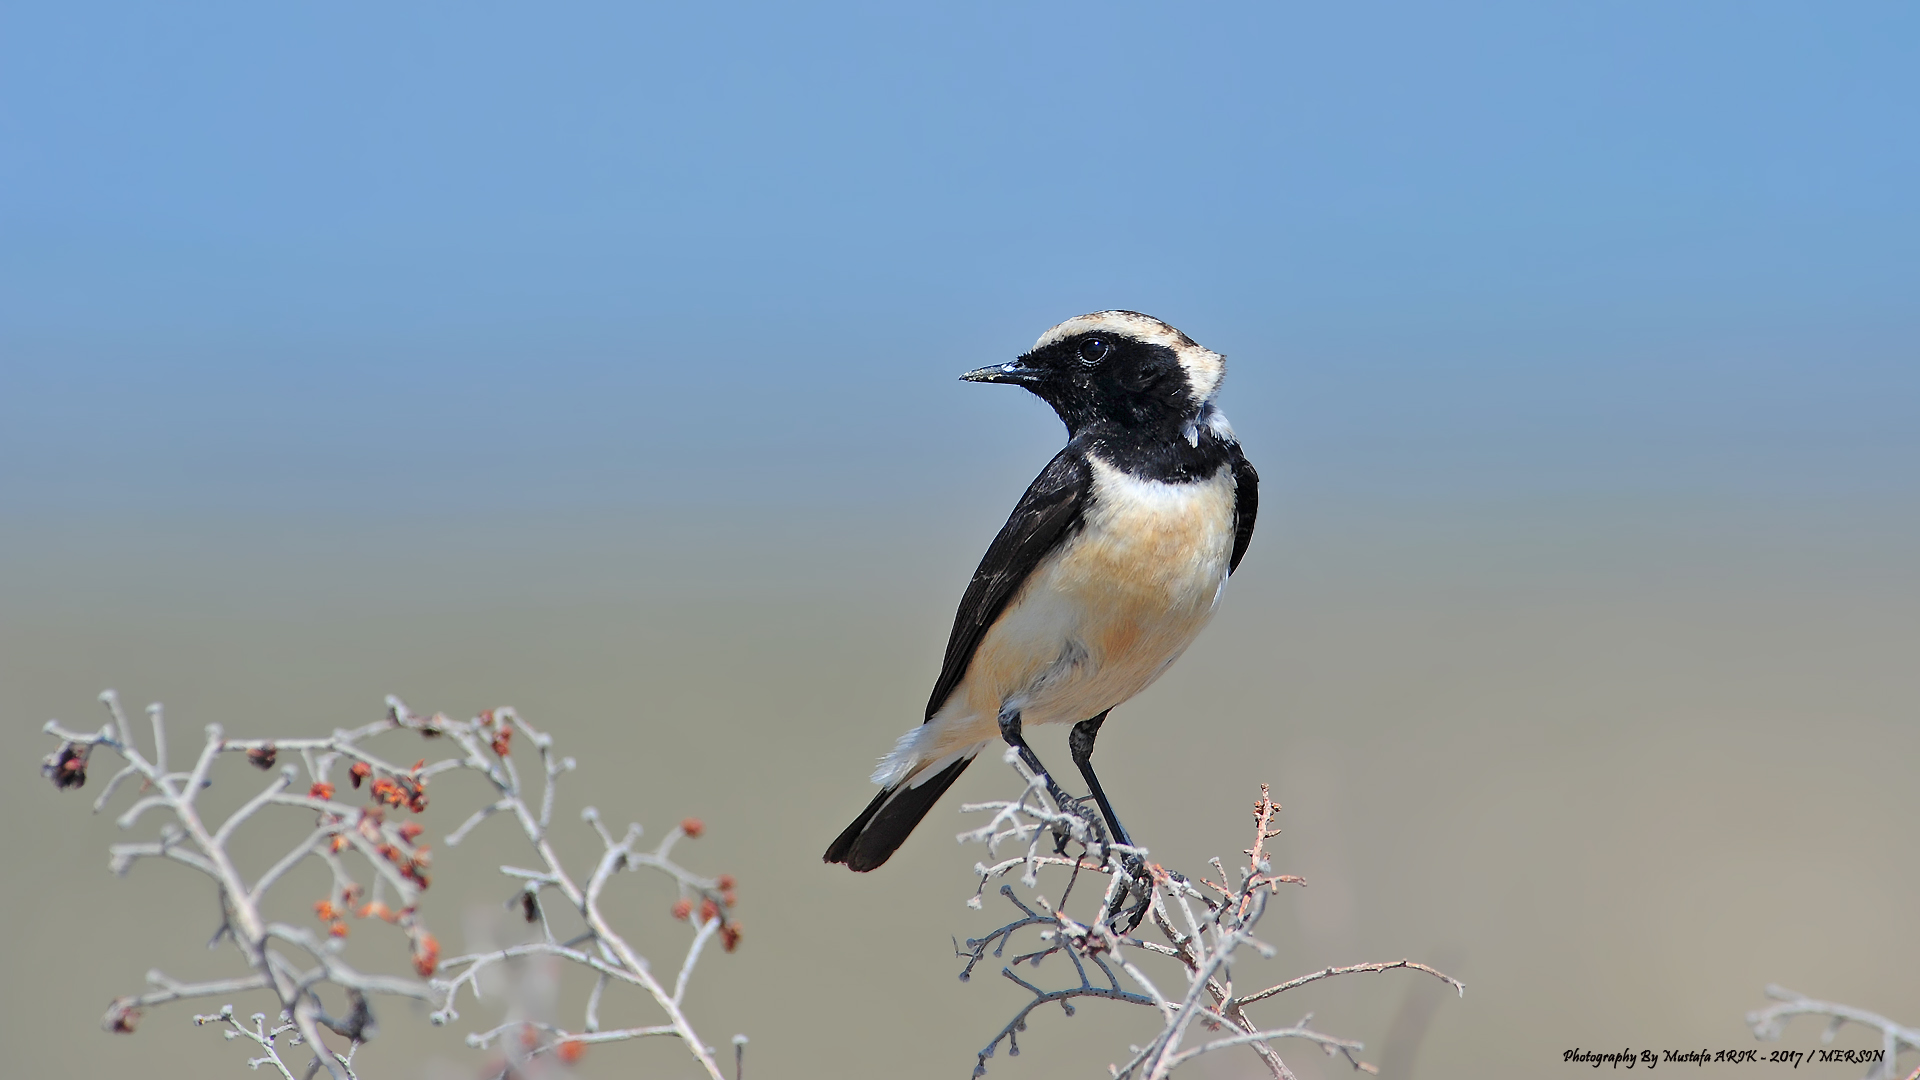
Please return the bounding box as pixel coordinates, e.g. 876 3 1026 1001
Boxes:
1748 986 1920 1080
42 691 746 1079
955 749 1462 1078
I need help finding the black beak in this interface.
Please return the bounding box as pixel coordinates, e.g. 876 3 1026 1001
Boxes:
960 358 1044 386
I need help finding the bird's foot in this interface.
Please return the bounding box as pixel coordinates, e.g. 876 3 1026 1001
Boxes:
1103 851 1153 934
1050 793 1108 857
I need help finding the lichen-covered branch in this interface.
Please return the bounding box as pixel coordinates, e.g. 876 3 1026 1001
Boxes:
956 750 1462 1078
42 691 747 1079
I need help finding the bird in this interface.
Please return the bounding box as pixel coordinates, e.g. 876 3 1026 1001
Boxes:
824 310 1258 875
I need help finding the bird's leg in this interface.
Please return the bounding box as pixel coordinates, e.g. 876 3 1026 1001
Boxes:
1069 713 1133 849
1070 713 1152 933
997 704 1082 834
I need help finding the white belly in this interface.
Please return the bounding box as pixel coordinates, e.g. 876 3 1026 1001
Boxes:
876 457 1236 785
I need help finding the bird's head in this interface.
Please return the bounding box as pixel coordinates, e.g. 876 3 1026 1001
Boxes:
961 311 1225 436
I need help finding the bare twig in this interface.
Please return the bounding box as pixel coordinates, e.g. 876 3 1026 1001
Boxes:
43 692 745 1078
1748 986 1920 1080
957 752 1461 1078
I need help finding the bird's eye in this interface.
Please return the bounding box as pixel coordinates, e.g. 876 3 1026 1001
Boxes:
1078 337 1111 364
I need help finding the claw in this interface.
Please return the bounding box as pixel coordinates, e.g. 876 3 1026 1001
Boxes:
1102 854 1154 934
1116 887 1152 934
1050 819 1074 857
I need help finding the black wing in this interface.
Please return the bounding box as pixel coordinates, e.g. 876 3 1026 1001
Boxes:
924 448 1093 721
1228 444 1258 574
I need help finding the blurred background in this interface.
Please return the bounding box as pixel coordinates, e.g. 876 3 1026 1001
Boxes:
3 3 1916 1077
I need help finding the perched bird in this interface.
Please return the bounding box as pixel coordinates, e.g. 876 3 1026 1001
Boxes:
825 311 1258 873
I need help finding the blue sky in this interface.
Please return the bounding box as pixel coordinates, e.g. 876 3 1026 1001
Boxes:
4 2 1915 515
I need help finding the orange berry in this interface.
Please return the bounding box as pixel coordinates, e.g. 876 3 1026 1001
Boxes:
679 817 704 838
314 900 338 921
671 898 693 921
309 781 335 801
556 1039 586 1065
412 932 440 977
329 921 349 938
699 897 719 923
715 874 736 891
721 922 743 952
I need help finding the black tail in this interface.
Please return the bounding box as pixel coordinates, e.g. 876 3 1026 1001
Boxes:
823 754 975 871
